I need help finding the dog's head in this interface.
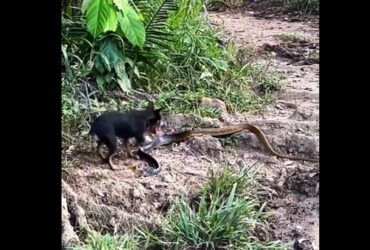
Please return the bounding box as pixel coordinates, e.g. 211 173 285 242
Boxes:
145 102 164 134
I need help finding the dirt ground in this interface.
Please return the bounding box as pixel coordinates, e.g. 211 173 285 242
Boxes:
62 6 319 250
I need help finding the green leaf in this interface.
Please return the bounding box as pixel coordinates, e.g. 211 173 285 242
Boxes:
99 53 111 72
114 63 131 92
117 75 131 92
96 74 106 86
81 0 92 13
133 66 140 78
226 183 237 208
213 59 228 71
93 55 105 74
112 0 128 10
99 37 120 65
94 37 121 74
85 0 114 38
104 4 118 32
119 6 146 48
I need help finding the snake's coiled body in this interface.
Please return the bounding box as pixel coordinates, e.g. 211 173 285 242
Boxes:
138 124 319 176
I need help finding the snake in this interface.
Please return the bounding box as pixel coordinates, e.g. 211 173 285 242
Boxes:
135 124 319 177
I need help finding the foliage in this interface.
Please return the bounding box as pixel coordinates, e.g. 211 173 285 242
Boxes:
62 0 282 134
283 0 319 14
135 167 287 249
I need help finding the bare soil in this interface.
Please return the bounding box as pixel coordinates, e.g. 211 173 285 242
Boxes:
62 8 319 250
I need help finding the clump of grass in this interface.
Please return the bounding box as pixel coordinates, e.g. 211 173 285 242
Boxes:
205 166 262 199
72 231 140 250
136 167 287 249
152 55 281 118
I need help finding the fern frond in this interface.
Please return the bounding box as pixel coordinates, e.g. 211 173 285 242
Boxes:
133 0 177 51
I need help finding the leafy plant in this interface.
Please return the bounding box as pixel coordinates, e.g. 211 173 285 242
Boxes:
82 0 146 47
75 0 179 91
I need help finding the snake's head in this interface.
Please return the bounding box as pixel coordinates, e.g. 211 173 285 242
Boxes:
142 167 160 177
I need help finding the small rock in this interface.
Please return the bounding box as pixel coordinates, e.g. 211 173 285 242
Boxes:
258 155 278 164
66 146 75 154
109 217 116 226
200 97 227 114
132 189 141 198
309 172 318 178
237 132 261 150
163 114 195 128
275 104 284 110
284 160 294 166
139 206 147 215
162 175 174 183
297 127 305 133
298 238 306 244
153 202 161 209
189 135 223 159
200 117 221 127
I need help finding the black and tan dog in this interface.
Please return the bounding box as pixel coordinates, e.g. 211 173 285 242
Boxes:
89 104 163 169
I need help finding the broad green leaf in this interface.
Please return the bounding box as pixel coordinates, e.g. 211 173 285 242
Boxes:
117 75 131 92
104 3 118 32
119 6 146 48
115 12 126 37
99 53 111 72
112 0 128 10
99 38 121 65
85 0 114 38
81 0 92 13
128 1 144 21
114 63 131 92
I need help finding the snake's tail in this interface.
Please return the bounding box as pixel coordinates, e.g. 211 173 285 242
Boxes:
245 124 319 162
108 154 120 170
